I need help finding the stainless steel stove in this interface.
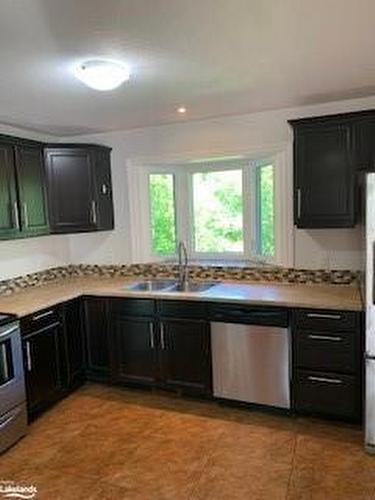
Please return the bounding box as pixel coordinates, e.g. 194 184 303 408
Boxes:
0 313 27 453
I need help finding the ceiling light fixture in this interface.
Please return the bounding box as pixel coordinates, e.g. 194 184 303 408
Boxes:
74 59 131 91
177 106 187 114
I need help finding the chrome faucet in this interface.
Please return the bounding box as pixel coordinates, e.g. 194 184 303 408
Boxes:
177 241 189 289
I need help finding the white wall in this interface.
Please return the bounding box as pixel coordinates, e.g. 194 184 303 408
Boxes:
1 95 373 279
64 95 375 271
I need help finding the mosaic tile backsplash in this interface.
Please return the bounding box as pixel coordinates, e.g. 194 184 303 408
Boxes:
0 264 359 297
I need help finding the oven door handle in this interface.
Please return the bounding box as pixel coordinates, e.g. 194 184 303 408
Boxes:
0 325 19 340
0 344 9 381
0 406 23 430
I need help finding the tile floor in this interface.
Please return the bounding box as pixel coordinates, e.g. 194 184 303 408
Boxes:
0 384 374 500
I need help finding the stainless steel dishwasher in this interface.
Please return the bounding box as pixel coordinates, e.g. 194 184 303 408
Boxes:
210 305 291 409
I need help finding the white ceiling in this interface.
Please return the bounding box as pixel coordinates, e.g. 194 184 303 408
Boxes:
1 0 375 136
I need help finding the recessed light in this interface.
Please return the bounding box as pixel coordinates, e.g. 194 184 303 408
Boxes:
74 59 131 91
177 106 187 114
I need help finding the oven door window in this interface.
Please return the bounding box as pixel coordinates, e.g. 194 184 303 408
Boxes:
0 339 15 386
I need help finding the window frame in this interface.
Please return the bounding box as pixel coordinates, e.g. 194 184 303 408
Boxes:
139 153 286 265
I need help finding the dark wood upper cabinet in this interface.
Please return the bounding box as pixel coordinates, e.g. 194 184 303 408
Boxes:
0 137 49 240
290 110 375 229
44 145 114 234
93 148 114 231
290 119 356 228
0 143 19 239
15 145 49 237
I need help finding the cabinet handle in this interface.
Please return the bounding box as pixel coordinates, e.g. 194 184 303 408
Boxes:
91 200 97 225
297 188 301 218
13 202 20 230
101 184 108 195
0 325 18 339
306 313 342 320
307 375 342 385
307 334 343 342
149 323 155 349
23 203 29 228
32 310 54 322
160 323 165 350
0 344 9 380
25 341 32 372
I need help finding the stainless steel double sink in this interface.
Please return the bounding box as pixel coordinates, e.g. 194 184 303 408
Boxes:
124 279 217 293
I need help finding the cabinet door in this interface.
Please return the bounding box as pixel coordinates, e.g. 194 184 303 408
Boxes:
45 148 96 233
23 324 61 415
111 316 157 386
0 143 19 239
294 123 355 228
93 149 114 230
352 117 375 171
15 145 49 237
160 319 212 396
84 298 110 381
62 300 85 389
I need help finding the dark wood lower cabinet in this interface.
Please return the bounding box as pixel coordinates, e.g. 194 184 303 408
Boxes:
22 322 62 417
159 318 211 396
109 299 212 396
84 298 111 381
111 316 157 386
292 309 363 422
20 298 363 425
294 370 361 421
62 300 85 389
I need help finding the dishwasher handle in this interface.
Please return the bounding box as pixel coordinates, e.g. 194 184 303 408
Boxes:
209 306 288 327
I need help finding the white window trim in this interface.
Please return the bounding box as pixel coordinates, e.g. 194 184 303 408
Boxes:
127 148 293 267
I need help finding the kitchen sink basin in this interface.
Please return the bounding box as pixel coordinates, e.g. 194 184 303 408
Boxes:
165 281 218 293
125 280 176 292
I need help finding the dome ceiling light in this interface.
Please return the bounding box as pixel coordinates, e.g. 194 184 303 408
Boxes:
74 59 131 91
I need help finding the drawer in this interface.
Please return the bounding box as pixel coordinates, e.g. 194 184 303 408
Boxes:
294 369 361 421
21 307 61 335
0 403 27 454
158 300 207 319
294 330 359 374
293 309 359 332
209 303 288 327
109 298 155 317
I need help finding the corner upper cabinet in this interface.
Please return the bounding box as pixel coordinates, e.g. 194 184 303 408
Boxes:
44 145 114 234
290 118 356 228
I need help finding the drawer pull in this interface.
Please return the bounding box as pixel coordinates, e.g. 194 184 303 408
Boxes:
306 313 342 320
25 341 32 372
32 310 54 322
307 334 343 342
160 323 166 350
307 375 342 385
149 323 155 349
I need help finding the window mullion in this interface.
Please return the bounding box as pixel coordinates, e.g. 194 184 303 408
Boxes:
243 165 254 259
174 171 190 252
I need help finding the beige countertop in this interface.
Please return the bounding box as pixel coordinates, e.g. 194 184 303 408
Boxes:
0 276 363 317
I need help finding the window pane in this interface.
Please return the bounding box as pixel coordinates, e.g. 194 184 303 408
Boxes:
149 174 176 255
258 165 275 257
193 170 243 253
